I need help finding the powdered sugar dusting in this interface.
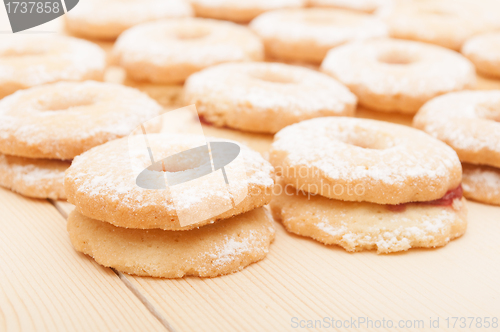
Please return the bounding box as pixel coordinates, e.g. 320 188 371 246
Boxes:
66 133 274 215
192 0 304 10
250 8 388 47
0 35 105 88
462 32 500 63
0 81 162 158
184 62 356 116
114 18 263 68
272 117 460 190
414 90 500 163
0 154 69 199
321 39 476 98
66 0 192 26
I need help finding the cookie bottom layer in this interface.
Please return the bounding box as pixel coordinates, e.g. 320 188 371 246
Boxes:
270 180 467 254
462 163 500 206
68 207 275 278
0 154 69 199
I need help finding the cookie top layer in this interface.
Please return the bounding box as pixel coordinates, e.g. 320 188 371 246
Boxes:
0 35 105 98
65 133 275 230
381 0 498 51
0 81 162 160
321 38 476 114
250 8 388 63
65 0 193 40
462 32 500 79
113 18 263 83
190 0 305 23
270 117 462 204
68 207 276 278
184 62 356 133
309 0 389 13
414 90 500 168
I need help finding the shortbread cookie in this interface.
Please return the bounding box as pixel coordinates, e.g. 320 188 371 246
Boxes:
250 8 387 63
0 35 105 99
462 163 500 206
270 179 467 254
308 0 390 13
381 0 495 51
462 32 500 79
321 39 476 114
190 0 305 23
183 62 357 134
68 207 276 278
270 117 462 204
113 18 263 84
0 81 162 160
65 133 274 230
413 90 500 168
0 154 69 199
65 0 193 40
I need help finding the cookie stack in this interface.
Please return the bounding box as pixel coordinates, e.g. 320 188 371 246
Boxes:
414 90 500 206
65 133 276 278
0 81 162 199
269 117 468 254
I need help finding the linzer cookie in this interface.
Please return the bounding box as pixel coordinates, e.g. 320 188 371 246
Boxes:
65 132 276 277
414 90 500 205
250 8 387 63
112 18 264 84
190 0 305 23
0 35 105 98
321 39 476 114
270 117 467 253
65 0 193 40
0 81 162 199
183 62 357 134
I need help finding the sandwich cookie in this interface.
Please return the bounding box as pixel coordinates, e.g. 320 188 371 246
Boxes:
270 117 467 253
414 90 500 205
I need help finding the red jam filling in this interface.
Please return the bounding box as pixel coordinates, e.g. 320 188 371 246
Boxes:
386 185 463 213
199 115 213 126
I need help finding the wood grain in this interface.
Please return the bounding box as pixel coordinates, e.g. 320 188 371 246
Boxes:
5 15 500 332
119 201 500 332
0 188 166 332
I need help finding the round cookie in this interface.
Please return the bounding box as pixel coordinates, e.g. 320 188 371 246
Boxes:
65 0 193 40
270 178 467 254
0 81 162 160
67 207 276 278
381 0 496 51
250 8 387 64
413 90 500 168
308 0 390 13
183 62 357 134
65 133 275 230
190 0 305 23
0 154 70 200
113 18 263 84
270 117 462 205
462 163 500 206
321 38 476 114
462 32 500 79
0 35 105 99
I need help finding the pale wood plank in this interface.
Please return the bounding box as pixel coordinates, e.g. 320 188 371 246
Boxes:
117 76 500 332
0 188 167 332
117 201 500 332
43 18 500 332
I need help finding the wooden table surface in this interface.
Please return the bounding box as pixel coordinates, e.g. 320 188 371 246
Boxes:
1 15 500 332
